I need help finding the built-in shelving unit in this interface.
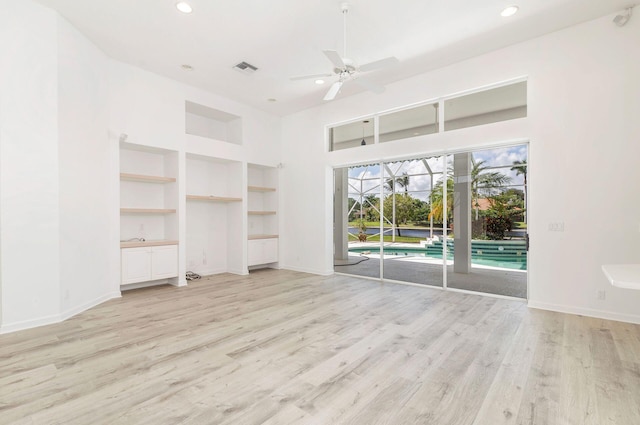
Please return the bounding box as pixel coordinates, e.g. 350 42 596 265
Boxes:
119 143 179 289
247 164 278 269
185 154 244 276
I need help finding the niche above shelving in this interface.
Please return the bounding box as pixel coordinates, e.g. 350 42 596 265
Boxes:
185 101 242 145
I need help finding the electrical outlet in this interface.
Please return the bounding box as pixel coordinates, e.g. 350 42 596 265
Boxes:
597 290 606 300
548 222 565 232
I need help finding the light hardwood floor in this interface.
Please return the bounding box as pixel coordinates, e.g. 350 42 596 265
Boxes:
1 269 639 424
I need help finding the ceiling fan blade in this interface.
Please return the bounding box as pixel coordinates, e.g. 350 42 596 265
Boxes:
290 73 333 81
323 81 343 101
354 77 385 94
323 50 345 69
359 56 399 72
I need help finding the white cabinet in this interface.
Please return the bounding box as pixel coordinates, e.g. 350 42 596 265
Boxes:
248 238 278 266
121 245 178 285
151 245 179 279
121 247 152 284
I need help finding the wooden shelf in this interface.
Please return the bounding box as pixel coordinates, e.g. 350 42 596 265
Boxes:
120 173 176 183
186 195 242 202
120 239 179 248
248 186 276 192
248 211 276 215
248 234 279 240
121 208 176 214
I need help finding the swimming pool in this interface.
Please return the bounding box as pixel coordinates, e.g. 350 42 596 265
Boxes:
349 240 527 271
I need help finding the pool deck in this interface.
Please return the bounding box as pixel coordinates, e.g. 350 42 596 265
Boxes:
336 242 527 298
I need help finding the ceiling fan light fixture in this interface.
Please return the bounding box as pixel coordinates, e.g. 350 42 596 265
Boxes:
176 2 193 14
501 5 519 17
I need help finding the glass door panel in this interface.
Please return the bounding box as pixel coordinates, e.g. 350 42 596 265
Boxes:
333 165 381 279
445 145 528 298
380 156 445 287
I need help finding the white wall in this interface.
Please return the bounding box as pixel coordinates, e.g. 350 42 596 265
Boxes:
280 12 640 323
57 15 119 317
0 0 61 330
108 61 281 166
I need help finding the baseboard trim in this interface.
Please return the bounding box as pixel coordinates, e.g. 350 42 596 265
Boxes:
528 300 640 325
60 291 121 321
280 264 334 276
0 291 121 335
0 313 62 335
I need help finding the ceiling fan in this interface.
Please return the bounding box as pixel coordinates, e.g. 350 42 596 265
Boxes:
290 2 399 101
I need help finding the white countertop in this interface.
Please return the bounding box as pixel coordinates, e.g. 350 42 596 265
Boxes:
602 264 640 290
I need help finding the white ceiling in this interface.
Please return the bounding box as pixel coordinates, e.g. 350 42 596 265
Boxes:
35 0 630 116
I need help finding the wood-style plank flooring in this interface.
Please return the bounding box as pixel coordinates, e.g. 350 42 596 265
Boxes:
1 269 639 424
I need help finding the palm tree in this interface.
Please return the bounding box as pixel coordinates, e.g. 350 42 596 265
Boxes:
510 159 527 223
429 176 454 224
384 173 410 240
384 172 410 194
472 159 511 220
430 158 512 223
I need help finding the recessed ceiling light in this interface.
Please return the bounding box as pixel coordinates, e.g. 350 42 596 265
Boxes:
501 5 519 17
176 2 193 14
267 98 277 102
181 64 194 71
315 79 325 85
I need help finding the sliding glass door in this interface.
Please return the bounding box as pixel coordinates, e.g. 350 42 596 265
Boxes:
333 144 528 298
380 157 445 287
446 145 528 297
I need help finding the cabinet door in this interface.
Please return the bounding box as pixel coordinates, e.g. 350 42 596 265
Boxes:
248 239 278 266
121 248 152 284
151 245 178 279
262 238 278 263
248 240 263 266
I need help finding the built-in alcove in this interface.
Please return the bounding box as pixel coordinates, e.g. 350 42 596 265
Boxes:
185 101 242 145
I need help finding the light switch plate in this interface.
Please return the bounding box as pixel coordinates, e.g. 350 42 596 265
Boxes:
548 222 565 232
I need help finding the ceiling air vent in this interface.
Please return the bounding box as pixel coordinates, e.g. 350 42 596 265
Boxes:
233 61 258 75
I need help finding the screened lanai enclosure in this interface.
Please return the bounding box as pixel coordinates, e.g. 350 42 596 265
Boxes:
333 145 528 298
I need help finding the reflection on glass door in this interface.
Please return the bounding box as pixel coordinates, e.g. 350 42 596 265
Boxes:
446 145 528 298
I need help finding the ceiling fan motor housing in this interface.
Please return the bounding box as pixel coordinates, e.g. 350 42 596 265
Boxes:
335 58 356 76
